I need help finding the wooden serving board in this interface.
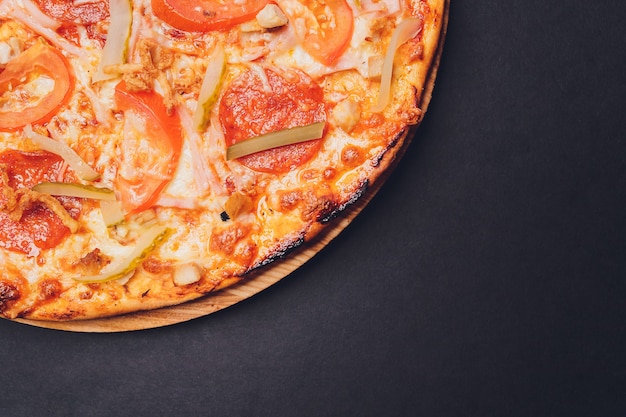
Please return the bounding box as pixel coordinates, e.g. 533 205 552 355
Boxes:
14 2 449 333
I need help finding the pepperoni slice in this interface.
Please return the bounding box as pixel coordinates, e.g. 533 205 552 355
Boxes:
0 205 70 254
33 0 109 45
219 68 327 174
0 150 65 189
0 150 74 255
33 0 109 25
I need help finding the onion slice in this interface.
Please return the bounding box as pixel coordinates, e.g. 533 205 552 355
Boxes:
372 18 422 113
24 125 100 181
92 0 133 82
74 224 170 283
193 43 226 131
226 121 325 160
33 182 116 200
100 199 126 226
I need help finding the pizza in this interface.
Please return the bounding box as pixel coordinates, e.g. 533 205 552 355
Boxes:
0 0 448 321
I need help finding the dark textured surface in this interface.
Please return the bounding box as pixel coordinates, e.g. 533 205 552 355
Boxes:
2 1 625 416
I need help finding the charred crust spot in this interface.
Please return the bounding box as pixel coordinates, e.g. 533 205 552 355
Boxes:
300 191 339 223
341 145 366 168
320 179 369 224
142 257 171 275
210 223 252 256
38 279 62 300
79 290 93 300
371 129 407 168
411 43 424 61
279 190 303 212
323 168 337 180
233 242 258 267
166 29 186 39
49 311 80 321
312 196 339 223
251 233 306 270
74 248 109 274
0 281 20 312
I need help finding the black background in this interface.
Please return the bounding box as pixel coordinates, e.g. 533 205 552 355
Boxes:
2 1 625 416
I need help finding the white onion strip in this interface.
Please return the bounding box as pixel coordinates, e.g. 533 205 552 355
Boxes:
18 0 61 30
99 199 125 226
372 18 422 113
79 85 113 127
24 125 100 181
178 106 222 194
93 0 133 82
8 7 86 58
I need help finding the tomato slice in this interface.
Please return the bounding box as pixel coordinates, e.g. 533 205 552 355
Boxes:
0 42 74 131
152 0 270 32
114 82 183 214
290 0 354 65
220 68 326 174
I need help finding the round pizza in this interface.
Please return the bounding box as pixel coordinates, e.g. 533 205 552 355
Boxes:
0 0 448 321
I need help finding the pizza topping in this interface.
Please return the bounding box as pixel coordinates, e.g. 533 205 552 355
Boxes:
32 182 115 201
73 224 170 282
152 0 270 32
226 122 326 162
0 24 24 66
332 98 361 133
93 0 132 82
0 150 83 254
0 40 74 130
24 124 100 181
220 67 327 173
255 4 289 29
99 199 125 227
367 54 384 80
32 0 109 26
4 188 78 232
0 149 67 189
7 3 88 57
16 0 60 30
372 17 423 112
114 81 183 214
173 262 202 286
223 192 254 220
282 0 354 65
209 222 253 259
115 39 178 113
71 249 111 276
193 43 225 131
0 186 76 255
0 206 67 256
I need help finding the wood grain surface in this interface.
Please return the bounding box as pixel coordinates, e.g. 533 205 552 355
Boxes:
13 2 449 332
